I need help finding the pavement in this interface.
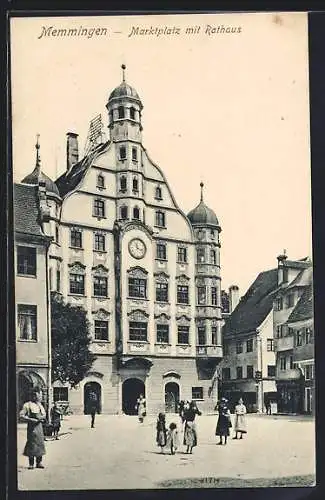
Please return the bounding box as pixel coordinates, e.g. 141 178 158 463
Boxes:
17 413 316 490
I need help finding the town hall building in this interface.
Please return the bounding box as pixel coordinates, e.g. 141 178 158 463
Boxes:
16 66 224 415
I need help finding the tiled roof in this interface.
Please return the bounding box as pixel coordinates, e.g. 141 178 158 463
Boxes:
287 284 314 323
283 259 311 270
55 141 109 197
286 266 313 290
13 183 43 236
223 268 278 336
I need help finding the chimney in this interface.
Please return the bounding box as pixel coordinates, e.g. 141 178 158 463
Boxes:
229 285 240 313
66 132 79 173
277 250 288 285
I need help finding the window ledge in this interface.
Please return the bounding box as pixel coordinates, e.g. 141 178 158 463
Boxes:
176 303 190 306
127 297 149 301
177 261 188 265
69 246 84 251
68 293 85 298
93 250 107 254
155 342 171 346
93 339 110 343
92 215 107 220
155 258 168 262
127 340 150 344
92 296 109 300
154 225 167 229
155 301 170 305
192 398 204 402
18 339 38 343
176 344 191 347
17 273 37 279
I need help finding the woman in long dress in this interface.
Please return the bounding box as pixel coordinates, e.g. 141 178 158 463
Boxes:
19 387 46 469
156 412 167 452
183 401 202 454
215 397 232 445
233 397 247 439
136 394 146 423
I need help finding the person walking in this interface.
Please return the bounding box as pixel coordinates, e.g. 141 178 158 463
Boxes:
50 401 62 440
166 422 179 455
215 397 232 445
183 401 202 454
19 387 46 469
136 394 146 423
265 397 272 415
233 397 247 439
89 391 98 428
156 412 167 453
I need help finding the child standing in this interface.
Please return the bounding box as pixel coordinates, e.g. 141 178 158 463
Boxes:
156 413 167 453
50 402 62 440
166 422 179 455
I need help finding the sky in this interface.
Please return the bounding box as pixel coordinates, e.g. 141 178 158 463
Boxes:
10 12 312 295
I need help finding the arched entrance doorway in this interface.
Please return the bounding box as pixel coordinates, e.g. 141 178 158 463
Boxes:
84 382 102 415
165 382 180 413
17 371 46 414
122 378 145 415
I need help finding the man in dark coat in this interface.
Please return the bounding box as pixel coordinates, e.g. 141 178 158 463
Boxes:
89 391 98 428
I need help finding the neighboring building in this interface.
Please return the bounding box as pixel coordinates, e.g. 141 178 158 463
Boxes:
221 269 278 413
14 141 54 414
274 253 313 414
18 66 224 415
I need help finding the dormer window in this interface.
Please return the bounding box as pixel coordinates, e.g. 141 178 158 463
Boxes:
97 174 105 189
130 107 136 120
132 177 139 192
133 207 140 219
120 176 127 192
119 146 127 160
155 186 162 200
121 206 128 220
118 106 125 119
132 147 138 161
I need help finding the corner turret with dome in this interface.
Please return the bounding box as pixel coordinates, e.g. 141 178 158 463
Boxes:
187 182 221 231
21 135 60 198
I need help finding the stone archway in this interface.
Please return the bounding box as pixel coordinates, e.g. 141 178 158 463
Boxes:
17 370 46 413
84 381 102 415
122 378 145 415
164 381 180 413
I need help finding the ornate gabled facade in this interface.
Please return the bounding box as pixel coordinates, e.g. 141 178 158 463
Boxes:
18 66 224 415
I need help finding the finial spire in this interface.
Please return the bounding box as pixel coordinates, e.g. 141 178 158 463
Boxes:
121 64 126 82
35 134 41 168
200 181 204 202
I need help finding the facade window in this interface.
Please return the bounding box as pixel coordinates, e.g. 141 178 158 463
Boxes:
305 327 313 344
132 177 139 192
155 210 166 227
177 285 189 304
93 276 108 297
130 107 136 120
93 199 105 218
236 341 243 354
94 233 106 252
177 246 187 263
55 225 59 243
17 246 36 276
129 321 147 342
223 342 229 355
120 206 128 220
97 174 105 189
156 243 167 260
296 330 303 346
118 106 125 119
246 339 253 352
197 326 206 345
18 305 37 341
289 355 294 369
211 287 217 306
280 355 286 370
156 282 168 303
285 294 295 308
222 368 231 380
94 320 109 341
276 325 283 338
210 230 215 239
53 387 68 402
267 365 276 377
120 176 127 191
156 324 169 344
197 286 207 305
56 270 61 292
70 229 82 248
210 249 217 265
155 186 162 200
212 326 218 345
304 364 314 380
132 147 137 161
197 248 205 263
69 274 85 295
247 365 254 378
192 387 203 400
236 366 243 379
267 338 274 351
133 207 140 219
119 146 127 160
128 277 147 299
177 325 189 345
275 297 283 311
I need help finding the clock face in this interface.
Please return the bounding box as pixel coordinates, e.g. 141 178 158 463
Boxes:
128 238 146 259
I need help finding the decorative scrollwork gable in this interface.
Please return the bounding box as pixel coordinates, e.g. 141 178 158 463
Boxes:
127 309 149 321
68 261 86 273
92 308 110 320
154 313 170 323
127 266 148 279
154 272 169 283
176 314 191 324
92 264 109 276
176 274 190 284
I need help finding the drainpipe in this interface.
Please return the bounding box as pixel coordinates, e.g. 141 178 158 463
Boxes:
45 238 52 420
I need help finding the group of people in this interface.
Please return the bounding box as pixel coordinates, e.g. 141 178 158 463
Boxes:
215 397 247 445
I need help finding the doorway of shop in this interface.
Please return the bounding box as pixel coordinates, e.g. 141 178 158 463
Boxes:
122 378 145 415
